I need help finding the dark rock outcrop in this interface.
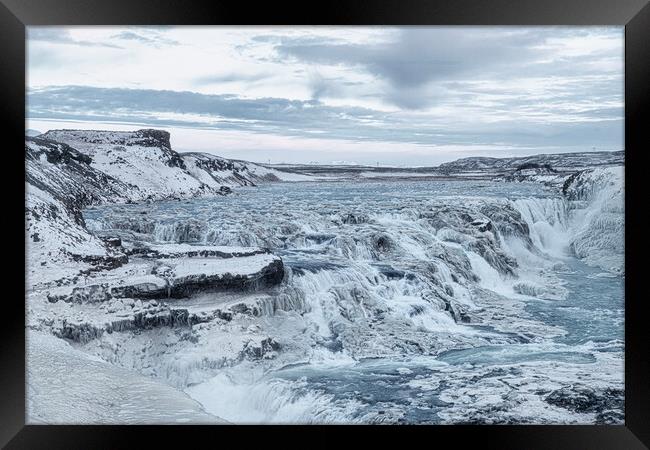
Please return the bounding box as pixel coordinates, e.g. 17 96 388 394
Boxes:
48 256 285 303
164 258 285 298
244 337 281 359
126 245 270 259
544 385 624 421
53 305 209 344
341 213 369 225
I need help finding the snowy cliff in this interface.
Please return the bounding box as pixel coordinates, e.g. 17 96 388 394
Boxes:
562 166 625 273
26 137 131 284
38 129 309 201
26 130 309 283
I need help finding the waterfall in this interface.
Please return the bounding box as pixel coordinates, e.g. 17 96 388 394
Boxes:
75 173 625 424
512 197 571 258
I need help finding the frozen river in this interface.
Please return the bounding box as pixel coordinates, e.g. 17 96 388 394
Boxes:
84 178 624 424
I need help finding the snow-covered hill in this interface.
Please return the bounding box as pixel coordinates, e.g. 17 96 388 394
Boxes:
38 129 311 201
26 129 310 284
438 151 624 174
182 152 313 186
39 129 216 201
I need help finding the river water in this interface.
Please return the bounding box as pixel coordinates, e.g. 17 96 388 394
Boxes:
84 179 624 424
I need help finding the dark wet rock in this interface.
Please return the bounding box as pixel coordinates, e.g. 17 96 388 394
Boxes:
53 304 211 344
517 162 557 172
55 321 104 344
562 171 584 198
49 284 112 304
50 256 285 303
373 233 394 253
304 233 336 245
375 265 407 280
132 129 171 149
288 260 344 275
439 296 471 323
341 213 369 225
471 219 493 232
170 258 285 298
595 409 625 424
544 385 624 417
244 337 281 359
100 236 122 248
477 203 531 244
409 304 426 317
71 252 129 273
109 282 169 300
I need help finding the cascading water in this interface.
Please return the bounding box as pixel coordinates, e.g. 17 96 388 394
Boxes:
512 197 571 257
83 174 625 424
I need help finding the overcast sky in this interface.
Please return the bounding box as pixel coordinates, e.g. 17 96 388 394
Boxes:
26 26 623 166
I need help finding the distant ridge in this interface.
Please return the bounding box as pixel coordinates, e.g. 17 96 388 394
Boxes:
265 150 624 178
437 150 624 173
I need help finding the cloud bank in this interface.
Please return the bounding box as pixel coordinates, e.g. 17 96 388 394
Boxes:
27 26 624 164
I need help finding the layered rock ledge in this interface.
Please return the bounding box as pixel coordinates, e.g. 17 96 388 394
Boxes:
46 246 285 304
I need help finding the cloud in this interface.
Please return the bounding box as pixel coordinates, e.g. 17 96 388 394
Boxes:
194 72 271 85
28 28 123 49
25 27 624 160
110 30 179 47
273 27 622 109
26 85 623 152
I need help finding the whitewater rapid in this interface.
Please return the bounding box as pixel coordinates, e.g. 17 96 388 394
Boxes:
82 172 624 424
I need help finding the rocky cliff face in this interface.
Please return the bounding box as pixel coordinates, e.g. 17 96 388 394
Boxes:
26 137 132 283
37 129 235 202
26 129 306 283
38 129 310 199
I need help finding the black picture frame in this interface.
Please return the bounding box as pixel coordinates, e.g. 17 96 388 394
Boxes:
3 0 649 447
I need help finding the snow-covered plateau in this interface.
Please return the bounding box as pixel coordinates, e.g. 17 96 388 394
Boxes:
26 129 624 424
